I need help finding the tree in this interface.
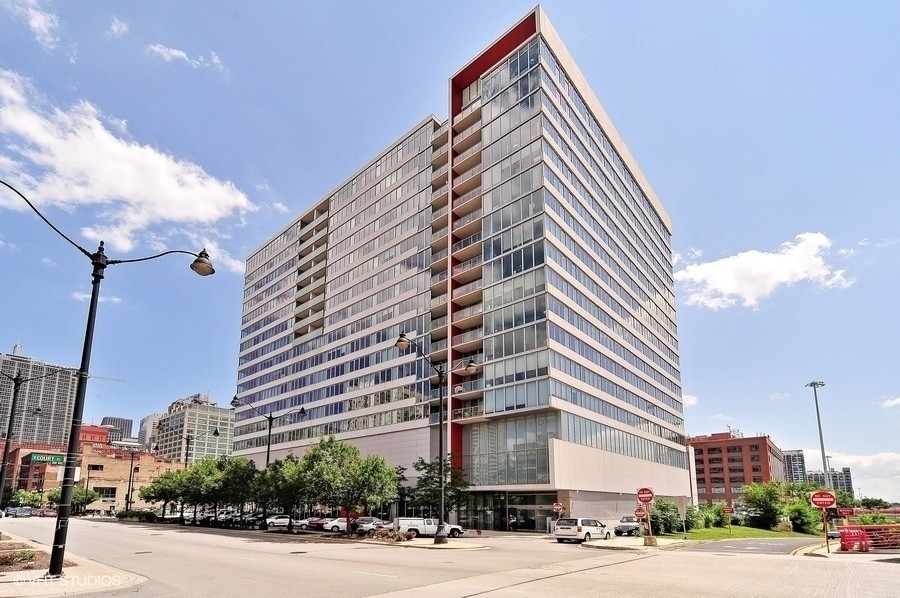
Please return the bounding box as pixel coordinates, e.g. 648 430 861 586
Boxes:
742 482 784 529
46 486 99 514
218 456 257 517
860 497 891 510
648 498 682 534
11 489 41 508
267 455 304 530
298 436 398 533
139 470 183 517
408 455 470 518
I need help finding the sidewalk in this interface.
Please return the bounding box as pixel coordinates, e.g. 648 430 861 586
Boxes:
581 534 693 551
0 529 145 597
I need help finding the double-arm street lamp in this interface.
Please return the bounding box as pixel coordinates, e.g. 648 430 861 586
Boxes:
0 179 215 578
395 332 476 544
805 380 831 490
0 370 48 509
230 396 306 529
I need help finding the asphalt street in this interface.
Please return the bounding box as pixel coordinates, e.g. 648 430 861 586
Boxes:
1 517 897 598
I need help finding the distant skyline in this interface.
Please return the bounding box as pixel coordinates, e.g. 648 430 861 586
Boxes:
0 1 897 501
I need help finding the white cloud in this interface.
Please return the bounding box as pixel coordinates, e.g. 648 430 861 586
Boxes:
272 202 289 214
682 394 699 408
0 69 255 254
40 256 55 267
106 16 128 38
3 0 59 50
804 449 900 502
674 232 855 310
882 397 900 409
770 392 789 401
146 44 228 75
72 291 122 304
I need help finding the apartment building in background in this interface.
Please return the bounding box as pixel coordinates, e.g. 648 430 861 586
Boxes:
100 416 134 443
152 393 233 464
233 6 687 532
138 413 165 449
807 466 855 498
689 431 786 508
0 345 78 446
783 449 807 484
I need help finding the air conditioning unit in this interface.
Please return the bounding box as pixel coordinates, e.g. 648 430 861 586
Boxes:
454 386 465 394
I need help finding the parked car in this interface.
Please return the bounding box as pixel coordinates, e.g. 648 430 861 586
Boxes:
39 508 58 517
555 517 610 543
394 517 464 538
305 517 330 530
323 517 349 532
265 514 297 528
353 517 387 534
614 516 641 536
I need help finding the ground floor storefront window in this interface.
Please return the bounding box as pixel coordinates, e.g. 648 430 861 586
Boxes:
458 491 557 532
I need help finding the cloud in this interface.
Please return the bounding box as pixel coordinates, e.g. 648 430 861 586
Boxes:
770 392 789 401
146 44 228 75
272 202 289 214
72 291 122 304
882 398 900 409
674 232 855 310
682 394 699 408
0 69 256 254
40 256 55 267
2 0 59 50
804 449 900 502
106 16 128 38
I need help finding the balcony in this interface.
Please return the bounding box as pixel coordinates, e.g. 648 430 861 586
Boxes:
431 144 448 166
451 231 481 262
452 208 482 239
452 404 486 423
452 255 482 285
452 303 483 329
453 99 481 132
432 163 449 187
453 141 482 175
432 123 449 146
452 120 481 153
431 204 449 224
432 184 449 203
452 164 481 196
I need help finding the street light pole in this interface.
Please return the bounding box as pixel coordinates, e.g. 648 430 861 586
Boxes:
0 179 216 579
805 380 830 490
395 333 475 545
230 396 306 530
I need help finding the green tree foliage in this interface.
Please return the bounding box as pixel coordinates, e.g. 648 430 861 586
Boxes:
298 436 398 531
741 482 784 529
860 497 891 510
267 455 304 528
11 489 41 507
785 499 820 534
45 486 100 514
408 455 470 518
138 470 183 516
649 498 683 534
217 456 257 515
181 458 225 522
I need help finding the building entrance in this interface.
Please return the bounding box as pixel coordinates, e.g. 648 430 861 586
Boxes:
459 491 557 532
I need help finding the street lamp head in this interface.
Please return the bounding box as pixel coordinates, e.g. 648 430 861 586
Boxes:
32 406 43 418
395 333 410 351
805 380 825 389
230 396 242 409
212 428 220 437
189 249 215 276
298 407 307 418
465 358 477 374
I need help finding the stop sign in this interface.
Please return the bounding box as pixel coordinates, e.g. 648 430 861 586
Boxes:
634 507 647 518
552 502 563 513
637 487 654 503
810 491 836 508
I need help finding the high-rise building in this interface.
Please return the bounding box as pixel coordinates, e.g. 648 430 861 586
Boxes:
153 393 233 464
233 7 687 531
0 345 79 446
807 466 854 498
100 416 133 442
783 449 807 484
689 431 786 508
138 413 165 449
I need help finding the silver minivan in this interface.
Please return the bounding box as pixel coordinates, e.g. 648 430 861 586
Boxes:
554 517 610 543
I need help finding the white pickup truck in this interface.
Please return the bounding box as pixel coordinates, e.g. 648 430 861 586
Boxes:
394 517 465 538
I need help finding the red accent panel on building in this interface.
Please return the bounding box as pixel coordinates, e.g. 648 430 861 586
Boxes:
451 13 537 115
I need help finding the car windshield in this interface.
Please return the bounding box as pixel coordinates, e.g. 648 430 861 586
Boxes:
557 518 577 526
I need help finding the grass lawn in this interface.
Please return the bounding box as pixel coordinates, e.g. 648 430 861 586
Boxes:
665 526 819 541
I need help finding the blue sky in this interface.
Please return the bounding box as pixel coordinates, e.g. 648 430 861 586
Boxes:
0 1 897 502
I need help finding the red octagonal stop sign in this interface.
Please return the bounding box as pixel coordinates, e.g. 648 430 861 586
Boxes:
810 491 836 508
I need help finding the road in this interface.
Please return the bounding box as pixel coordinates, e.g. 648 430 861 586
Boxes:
681 537 819 555
2 518 897 597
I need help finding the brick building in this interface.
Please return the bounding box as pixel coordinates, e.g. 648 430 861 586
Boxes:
689 431 786 508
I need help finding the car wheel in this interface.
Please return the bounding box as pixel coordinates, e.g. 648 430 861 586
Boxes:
605 532 610 540
557 539 565 543
583 533 591 542
367 529 376 537
331 525 340 532
614 529 623 536
299 524 308 530
449 529 460 538
408 529 419 538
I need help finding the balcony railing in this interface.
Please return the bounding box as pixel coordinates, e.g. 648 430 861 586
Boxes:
452 255 482 275
452 405 484 419
453 186 482 209
452 279 483 298
452 231 482 253
453 208 482 231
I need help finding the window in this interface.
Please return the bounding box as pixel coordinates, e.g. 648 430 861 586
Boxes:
749 445 759 452
694 448 703 455
728 456 742 463
752 476 763 483
708 447 722 454
729 476 744 483
727 446 742 453
696 468 705 474
88 464 103 471
95 487 116 500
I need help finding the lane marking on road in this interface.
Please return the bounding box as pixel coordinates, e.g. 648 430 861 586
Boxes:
356 571 399 578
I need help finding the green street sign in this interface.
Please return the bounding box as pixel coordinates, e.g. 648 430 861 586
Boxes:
30 453 65 464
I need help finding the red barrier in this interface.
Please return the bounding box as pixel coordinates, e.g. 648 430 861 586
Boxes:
839 525 900 551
